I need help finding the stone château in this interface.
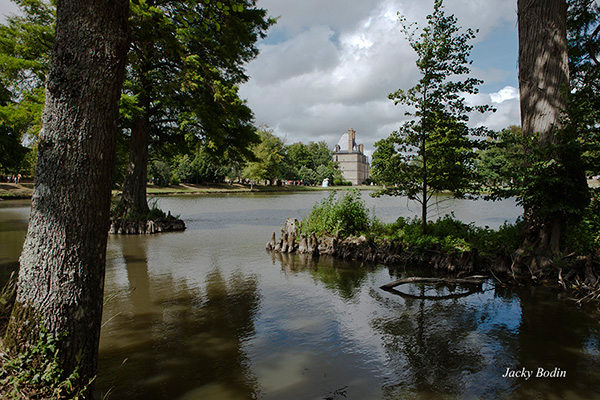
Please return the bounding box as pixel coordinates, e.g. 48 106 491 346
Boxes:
333 128 369 185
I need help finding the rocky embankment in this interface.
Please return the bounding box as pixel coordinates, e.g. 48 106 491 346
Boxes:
109 218 186 234
267 218 514 275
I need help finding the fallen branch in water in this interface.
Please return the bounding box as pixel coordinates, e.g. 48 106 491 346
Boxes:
380 276 486 290
382 286 481 300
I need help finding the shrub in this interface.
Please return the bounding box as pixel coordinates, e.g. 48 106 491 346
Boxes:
370 213 521 255
566 189 600 254
332 178 352 186
301 191 523 256
0 327 90 399
148 160 172 186
300 190 370 238
170 173 181 186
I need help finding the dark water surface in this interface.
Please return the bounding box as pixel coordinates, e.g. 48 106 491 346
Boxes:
1 192 599 399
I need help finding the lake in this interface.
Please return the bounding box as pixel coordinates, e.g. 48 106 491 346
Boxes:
1 192 599 399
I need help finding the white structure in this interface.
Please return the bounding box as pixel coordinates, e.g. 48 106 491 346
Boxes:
333 128 369 185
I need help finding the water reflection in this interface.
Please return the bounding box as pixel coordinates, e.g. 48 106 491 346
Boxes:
0 200 28 283
513 287 600 400
2 195 600 400
372 292 487 398
271 252 374 301
98 236 261 400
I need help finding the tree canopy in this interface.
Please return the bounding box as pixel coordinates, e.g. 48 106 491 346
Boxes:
0 0 54 173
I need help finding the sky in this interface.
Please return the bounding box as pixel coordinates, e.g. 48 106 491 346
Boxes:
238 0 521 158
0 0 522 158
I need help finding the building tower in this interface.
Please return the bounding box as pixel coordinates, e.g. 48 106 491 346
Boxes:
332 128 369 185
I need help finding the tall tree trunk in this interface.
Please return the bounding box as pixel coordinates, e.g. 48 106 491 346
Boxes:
517 0 570 257
119 103 150 217
421 131 428 234
118 71 151 218
3 0 129 393
518 0 569 146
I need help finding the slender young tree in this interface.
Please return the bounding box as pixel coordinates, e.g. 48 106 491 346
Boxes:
3 0 129 394
373 0 492 233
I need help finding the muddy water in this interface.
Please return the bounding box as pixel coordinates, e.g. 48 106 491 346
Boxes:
1 192 599 399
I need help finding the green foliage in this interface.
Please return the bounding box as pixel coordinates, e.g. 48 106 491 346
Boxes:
148 160 172 186
113 197 177 222
567 0 600 175
477 126 523 188
169 173 181 186
300 190 370 238
147 198 168 220
0 123 29 174
278 140 337 183
373 0 493 232
0 328 90 399
0 0 274 183
126 0 274 165
298 165 317 184
517 131 589 224
173 152 227 184
369 214 522 256
332 178 352 186
0 0 53 172
0 273 16 335
566 189 600 254
242 126 285 184
299 190 523 256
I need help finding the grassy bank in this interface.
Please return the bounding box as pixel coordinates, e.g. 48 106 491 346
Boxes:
0 183 33 199
142 183 376 195
0 182 376 199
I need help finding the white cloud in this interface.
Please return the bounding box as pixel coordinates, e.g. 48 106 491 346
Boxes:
242 0 521 153
490 86 519 104
0 0 21 23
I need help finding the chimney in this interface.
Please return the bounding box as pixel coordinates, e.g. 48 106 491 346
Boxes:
348 128 355 152
358 144 364 154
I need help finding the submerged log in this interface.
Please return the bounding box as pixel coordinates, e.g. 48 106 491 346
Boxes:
380 276 486 290
383 287 482 300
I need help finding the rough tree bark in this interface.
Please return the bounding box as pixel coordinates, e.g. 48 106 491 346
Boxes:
518 0 569 147
3 0 129 393
517 0 581 259
119 88 151 218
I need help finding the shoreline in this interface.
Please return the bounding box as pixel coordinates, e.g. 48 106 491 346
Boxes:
0 182 376 200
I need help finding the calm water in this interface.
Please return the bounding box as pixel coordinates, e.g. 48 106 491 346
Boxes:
1 192 599 400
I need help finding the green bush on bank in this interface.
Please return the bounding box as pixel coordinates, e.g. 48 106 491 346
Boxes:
369 214 522 255
299 190 523 256
299 190 370 238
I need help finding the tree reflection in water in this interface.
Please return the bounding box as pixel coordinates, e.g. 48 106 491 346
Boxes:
271 251 374 301
372 291 485 398
97 237 261 400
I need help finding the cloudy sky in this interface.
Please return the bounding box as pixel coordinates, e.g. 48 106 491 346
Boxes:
0 0 521 157
239 0 521 157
